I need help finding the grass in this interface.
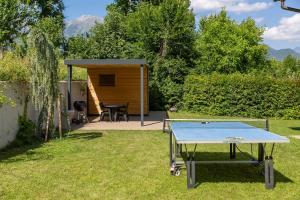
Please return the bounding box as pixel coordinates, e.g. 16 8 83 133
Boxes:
0 112 300 199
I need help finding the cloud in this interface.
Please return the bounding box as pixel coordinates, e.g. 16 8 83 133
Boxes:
264 14 300 41
65 15 103 37
254 17 264 23
191 0 272 13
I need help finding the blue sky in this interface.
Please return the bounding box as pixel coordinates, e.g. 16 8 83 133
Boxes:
64 0 300 50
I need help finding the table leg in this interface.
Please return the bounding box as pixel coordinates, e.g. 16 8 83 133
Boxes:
265 156 274 189
230 143 236 159
258 143 264 162
114 108 118 121
186 160 191 189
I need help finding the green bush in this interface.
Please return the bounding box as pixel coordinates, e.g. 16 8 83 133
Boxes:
0 52 30 82
183 73 300 119
11 116 40 147
0 53 87 81
152 58 190 109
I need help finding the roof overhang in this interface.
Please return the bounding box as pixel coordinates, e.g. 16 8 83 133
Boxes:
64 59 148 68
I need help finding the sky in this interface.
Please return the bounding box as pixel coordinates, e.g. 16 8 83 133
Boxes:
64 0 300 50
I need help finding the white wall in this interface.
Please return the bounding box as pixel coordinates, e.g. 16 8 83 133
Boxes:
0 81 87 149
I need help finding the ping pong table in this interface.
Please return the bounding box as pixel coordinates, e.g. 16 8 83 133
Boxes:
163 119 289 189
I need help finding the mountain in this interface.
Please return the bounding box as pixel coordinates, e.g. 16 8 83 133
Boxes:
65 15 103 38
268 47 300 60
294 47 300 54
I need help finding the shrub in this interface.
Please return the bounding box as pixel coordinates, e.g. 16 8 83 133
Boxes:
0 89 15 107
11 116 40 147
152 58 190 109
58 59 87 81
0 52 30 82
183 73 300 119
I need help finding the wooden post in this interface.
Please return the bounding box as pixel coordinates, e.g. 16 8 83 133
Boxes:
140 64 144 126
45 104 51 141
57 94 62 139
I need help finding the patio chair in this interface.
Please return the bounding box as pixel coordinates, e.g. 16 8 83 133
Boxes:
116 102 129 122
99 102 110 121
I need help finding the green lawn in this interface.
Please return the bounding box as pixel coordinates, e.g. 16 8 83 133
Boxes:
0 113 300 199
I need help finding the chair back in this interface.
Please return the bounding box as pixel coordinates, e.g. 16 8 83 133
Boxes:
122 102 129 112
99 102 106 111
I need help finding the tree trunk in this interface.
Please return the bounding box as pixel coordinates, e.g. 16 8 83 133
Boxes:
160 38 168 58
45 104 52 142
0 47 4 59
57 94 62 139
23 95 29 120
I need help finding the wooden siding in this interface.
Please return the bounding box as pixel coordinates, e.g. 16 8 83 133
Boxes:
87 66 148 115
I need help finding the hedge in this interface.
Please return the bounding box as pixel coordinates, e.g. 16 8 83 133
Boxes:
183 73 300 119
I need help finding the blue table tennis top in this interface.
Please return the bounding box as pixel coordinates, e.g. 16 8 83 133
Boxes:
170 122 289 144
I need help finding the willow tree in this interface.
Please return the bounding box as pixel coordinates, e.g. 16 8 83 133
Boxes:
28 28 59 141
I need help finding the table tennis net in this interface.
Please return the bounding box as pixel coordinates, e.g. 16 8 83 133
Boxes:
166 119 268 131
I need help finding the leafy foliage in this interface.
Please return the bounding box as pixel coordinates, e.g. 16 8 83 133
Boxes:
183 74 300 119
58 60 87 81
0 52 31 82
152 58 189 108
36 17 65 48
259 56 300 78
0 89 14 107
28 28 59 140
113 0 162 14
11 116 40 147
0 0 32 52
26 0 64 20
125 0 195 60
195 10 268 74
0 52 85 81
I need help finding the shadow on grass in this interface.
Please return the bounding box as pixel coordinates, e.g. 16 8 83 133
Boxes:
180 152 293 187
66 132 103 140
289 127 300 131
0 132 103 163
0 142 45 163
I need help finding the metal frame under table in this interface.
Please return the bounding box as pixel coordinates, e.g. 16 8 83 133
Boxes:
163 119 289 189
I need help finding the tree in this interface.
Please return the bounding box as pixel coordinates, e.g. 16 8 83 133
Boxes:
125 0 195 108
113 0 162 14
30 0 65 48
87 7 129 59
36 17 65 48
283 55 298 72
24 0 64 22
126 0 195 60
28 28 59 141
66 34 92 59
195 10 268 74
0 0 32 58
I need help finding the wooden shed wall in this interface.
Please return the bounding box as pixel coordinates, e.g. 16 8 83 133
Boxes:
87 66 148 115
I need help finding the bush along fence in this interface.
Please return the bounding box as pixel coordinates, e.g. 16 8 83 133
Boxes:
183 73 300 119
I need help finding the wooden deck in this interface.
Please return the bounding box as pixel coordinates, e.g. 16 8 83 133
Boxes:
71 111 167 131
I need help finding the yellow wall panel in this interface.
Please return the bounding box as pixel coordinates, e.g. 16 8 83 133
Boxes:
87 66 148 115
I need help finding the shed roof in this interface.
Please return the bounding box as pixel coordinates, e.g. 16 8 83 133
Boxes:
64 59 147 68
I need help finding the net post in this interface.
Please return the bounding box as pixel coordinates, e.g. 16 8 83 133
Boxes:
169 130 173 167
266 119 270 131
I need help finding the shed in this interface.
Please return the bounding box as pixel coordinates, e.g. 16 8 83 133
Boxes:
64 59 149 126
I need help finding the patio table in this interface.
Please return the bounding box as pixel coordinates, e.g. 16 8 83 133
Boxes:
104 104 126 121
